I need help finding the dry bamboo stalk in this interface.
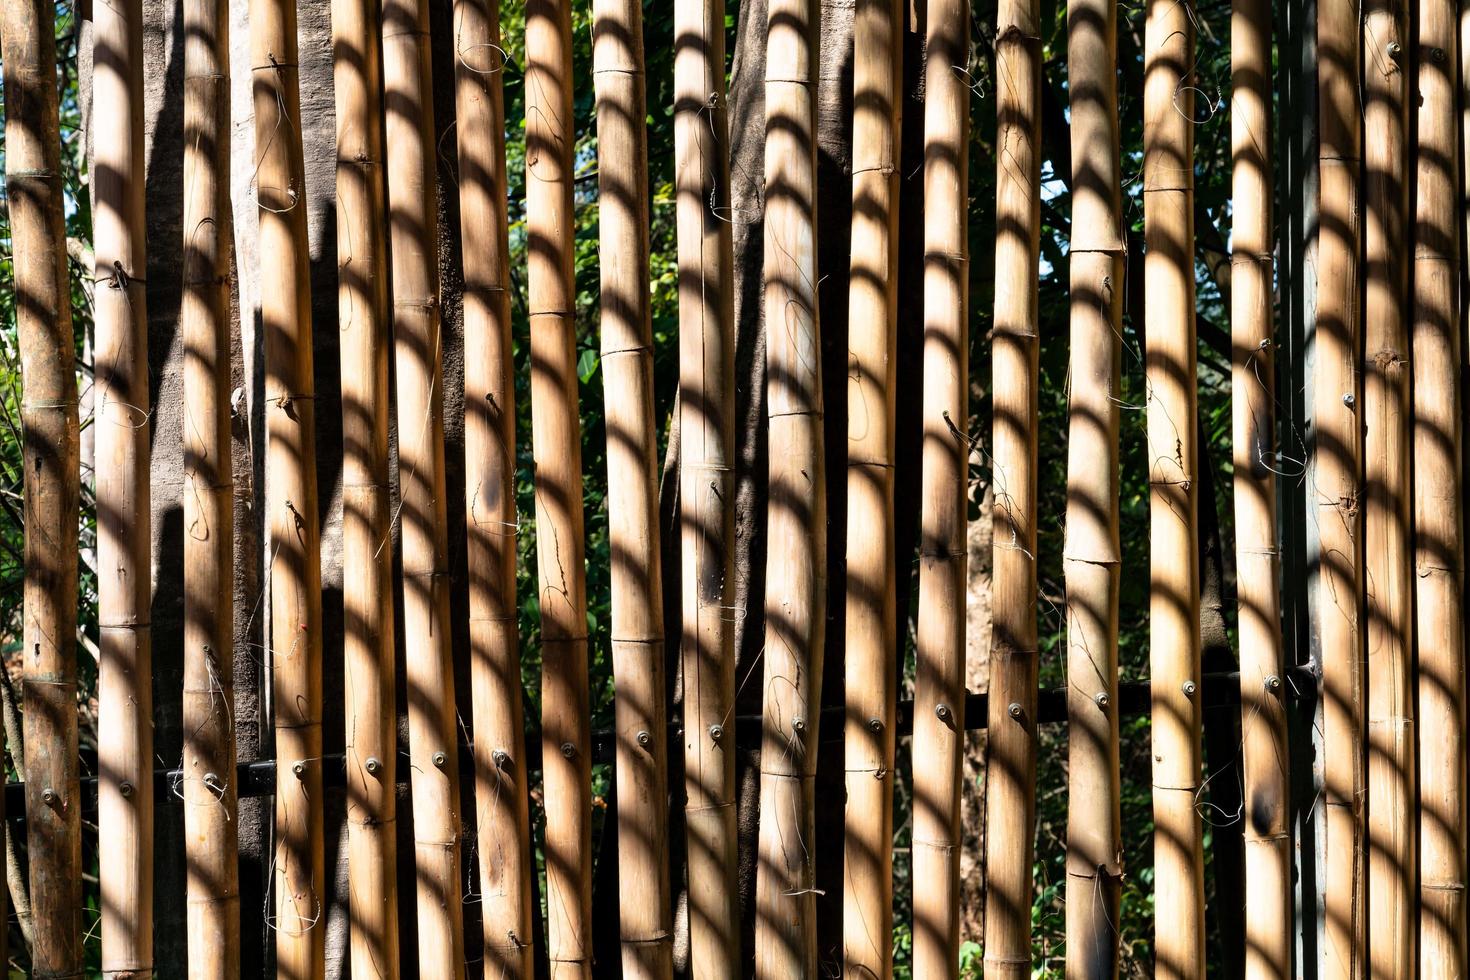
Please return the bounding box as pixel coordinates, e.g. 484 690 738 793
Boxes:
333 0 400 972
753 0 826 972
182 0 241 971
526 0 594 974
1230 0 1291 974
453 0 535 976
983 0 1042 974
381 0 467 970
1316 0 1365 975
1413 0 1464 970
910 0 969 968
1062 0 1124 969
1143 0 1204 974
841 0 901 974
592 2 674 975
1362 0 1414 974
674 0 741 971
93 0 153 973
1 1 76 972
250 0 326 972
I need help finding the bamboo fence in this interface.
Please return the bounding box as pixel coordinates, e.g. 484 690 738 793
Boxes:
5 2 1470 979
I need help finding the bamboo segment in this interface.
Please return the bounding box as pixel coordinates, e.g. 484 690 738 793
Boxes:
592 1 674 975
674 0 741 971
593 27 672 980
250 0 326 973
381 0 468 970
841 0 902 974
1142 0 1205 974
983 0 1041 974
1413 0 1465 971
183 0 241 971
94 0 153 974
1062 0 1124 970
526 1 595 975
1362 0 1414 974
1230 1 1291 976
1 1 76 973
910 0 969 968
1316 0 1365 975
753 0 826 972
453 0 535 976
333 0 400 972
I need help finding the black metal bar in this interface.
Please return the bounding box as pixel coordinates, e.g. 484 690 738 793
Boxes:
14 665 1319 819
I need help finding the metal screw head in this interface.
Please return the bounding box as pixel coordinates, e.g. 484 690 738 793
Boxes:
708 724 724 742
1007 702 1023 719
40 788 57 806
867 718 883 733
364 756 382 775
432 751 448 769
119 781 134 799
636 730 652 748
934 702 952 722
1433 46 1448 62
792 717 806 734
1182 680 1198 697
292 761 306 778
1387 40 1403 58
203 772 221 788
1342 392 1355 407
492 748 511 769
560 742 576 759
1265 674 1282 692
1094 692 1110 709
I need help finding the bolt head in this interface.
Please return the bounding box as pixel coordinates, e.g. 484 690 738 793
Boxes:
292 761 306 778
492 749 511 769
792 717 806 734
1182 680 1198 697
560 742 576 759
636 730 652 748
40 788 57 806
119 781 134 799
364 756 382 775
934 703 951 721
1094 692 1110 709
432 751 448 769
1008 702 1023 719
1265 674 1282 692
867 717 883 733
708 724 724 742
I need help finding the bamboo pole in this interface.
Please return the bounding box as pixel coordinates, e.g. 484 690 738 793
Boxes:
1230 0 1292 974
841 0 902 974
592 1 674 975
94 0 152 973
674 0 741 970
1362 0 1414 973
1 1 76 973
753 0 825 972
453 0 535 976
1062 0 1125 969
381 0 467 970
1143 0 1204 974
910 0 970 970
983 0 1041 974
250 0 326 972
1413 0 1464 970
182 0 241 971
526 1 595 974
333 0 400 972
1316 0 1365 974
